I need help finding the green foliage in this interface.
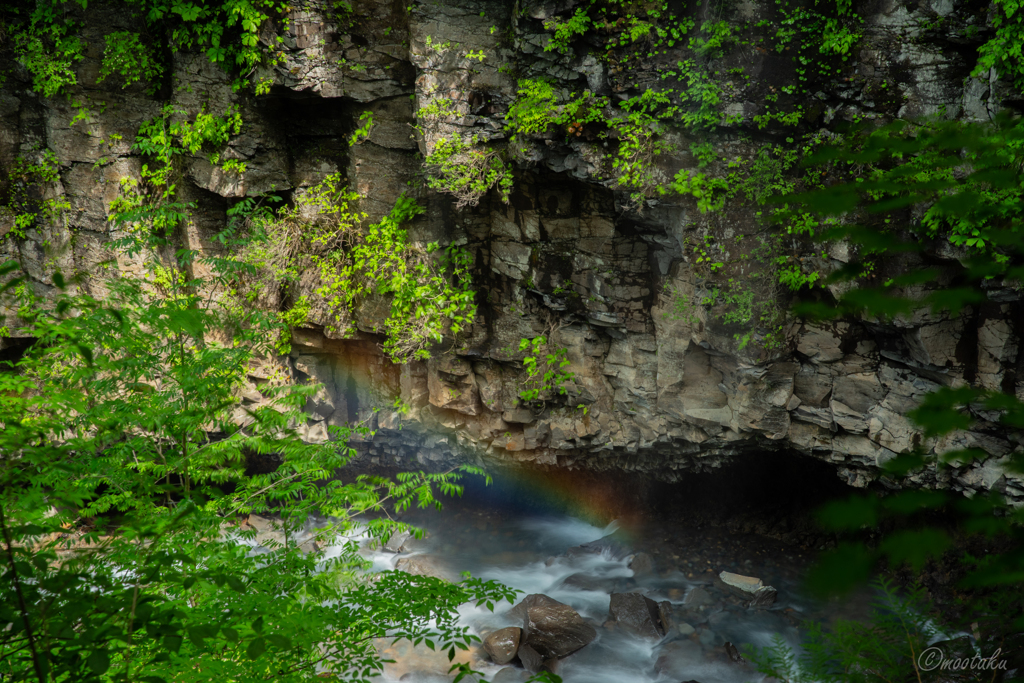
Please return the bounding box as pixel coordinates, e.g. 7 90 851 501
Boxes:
234 174 362 350
315 193 479 362
739 145 798 206
505 80 670 209
7 0 289 96
783 116 1024 256
348 111 375 146
610 90 675 207
517 336 574 404
751 580 950 683
689 20 737 58
97 30 164 90
505 79 560 141
111 104 244 239
669 170 730 213
131 104 243 199
1 149 69 239
974 0 1024 92
771 115 1024 651
423 133 513 209
545 7 591 53
661 282 700 326
0 257 515 682
11 1 85 98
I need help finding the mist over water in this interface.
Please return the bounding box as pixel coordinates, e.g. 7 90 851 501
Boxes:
348 488 814 683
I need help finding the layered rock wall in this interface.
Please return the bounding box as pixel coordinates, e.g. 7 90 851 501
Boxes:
1 0 1022 502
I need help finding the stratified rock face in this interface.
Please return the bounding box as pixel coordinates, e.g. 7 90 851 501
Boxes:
508 594 597 659
1 0 1023 501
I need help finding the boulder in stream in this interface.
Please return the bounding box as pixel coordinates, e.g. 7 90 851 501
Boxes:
492 668 531 683
628 552 655 576
394 555 454 581
715 571 777 608
508 594 597 659
483 627 522 665
384 529 413 552
608 592 666 640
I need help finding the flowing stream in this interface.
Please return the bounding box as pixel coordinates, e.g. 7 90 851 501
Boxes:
327 472 865 683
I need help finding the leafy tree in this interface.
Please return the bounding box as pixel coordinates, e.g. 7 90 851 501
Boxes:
757 113 1024 679
0 254 516 682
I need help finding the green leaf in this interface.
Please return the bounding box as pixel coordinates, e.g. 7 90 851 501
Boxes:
805 543 874 597
164 634 183 654
816 496 877 531
247 636 267 660
87 649 110 674
879 529 951 571
266 634 291 649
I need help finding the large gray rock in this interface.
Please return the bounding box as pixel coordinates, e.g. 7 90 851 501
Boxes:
608 592 665 640
508 594 597 659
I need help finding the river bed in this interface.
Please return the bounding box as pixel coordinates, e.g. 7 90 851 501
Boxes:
333 472 870 683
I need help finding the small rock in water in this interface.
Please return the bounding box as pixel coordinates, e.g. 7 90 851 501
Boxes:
244 514 285 548
384 529 413 553
677 607 708 626
670 622 696 637
565 533 630 560
658 600 674 631
296 537 320 555
559 572 610 592
699 627 724 649
483 627 521 665
725 641 745 663
509 594 597 659
628 552 655 576
394 555 454 582
608 592 666 640
683 586 715 608
716 571 777 608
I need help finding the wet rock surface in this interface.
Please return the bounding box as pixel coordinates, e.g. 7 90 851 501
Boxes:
384 529 414 553
508 594 598 659
394 555 455 581
364 483 878 683
716 571 778 608
483 627 522 666
608 592 666 640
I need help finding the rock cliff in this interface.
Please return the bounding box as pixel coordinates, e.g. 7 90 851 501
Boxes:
1 0 1022 503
